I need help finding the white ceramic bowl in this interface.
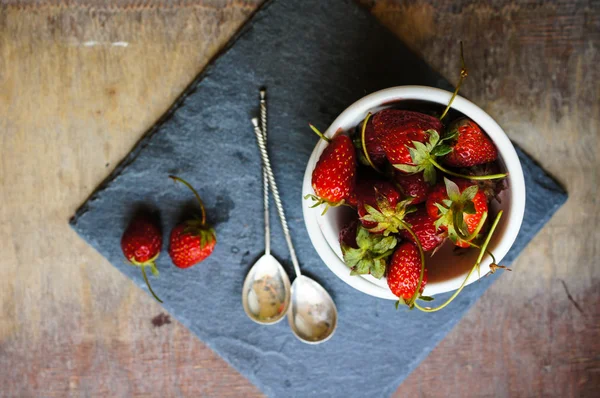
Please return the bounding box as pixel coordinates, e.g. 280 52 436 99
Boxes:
302 86 526 300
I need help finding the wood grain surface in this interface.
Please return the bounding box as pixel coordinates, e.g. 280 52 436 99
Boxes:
0 1 598 397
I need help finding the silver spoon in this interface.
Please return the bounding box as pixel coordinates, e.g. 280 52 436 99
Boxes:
242 91 291 325
251 116 338 344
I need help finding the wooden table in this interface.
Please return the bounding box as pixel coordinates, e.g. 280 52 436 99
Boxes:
1 1 598 396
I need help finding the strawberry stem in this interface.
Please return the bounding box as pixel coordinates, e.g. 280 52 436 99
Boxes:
398 220 426 306
360 113 381 173
429 157 507 180
141 264 163 303
169 175 206 225
440 41 468 121
309 124 332 143
414 210 503 312
467 241 497 264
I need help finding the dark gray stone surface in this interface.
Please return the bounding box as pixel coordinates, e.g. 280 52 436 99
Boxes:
70 0 568 396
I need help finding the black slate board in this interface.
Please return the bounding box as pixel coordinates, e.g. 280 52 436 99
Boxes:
70 0 568 396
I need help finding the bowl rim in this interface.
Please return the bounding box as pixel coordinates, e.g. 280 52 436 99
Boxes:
302 85 526 300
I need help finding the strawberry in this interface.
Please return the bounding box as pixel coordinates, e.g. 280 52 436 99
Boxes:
356 180 400 226
375 109 442 167
426 177 488 248
355 179 414 235
341 224 397 279
400 207 443 252
168 176 216 268
339 219 359 249
361 114 387 168
394 171 430 204
387 242 428 303
306 128 357 211
121 214 163 302
443 118 498 167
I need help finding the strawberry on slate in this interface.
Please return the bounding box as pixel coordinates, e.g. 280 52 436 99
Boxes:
169 176 216 268
374 109 442 167
355 179 414 236
443 118 498 167
400 207 444 252
341 225 397 279
387 242 428 304
121 214 163 302
306 126 357 213
426 177 488 248
394 171 431 204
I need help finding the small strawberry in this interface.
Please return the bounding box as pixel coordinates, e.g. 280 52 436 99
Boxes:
387 242 428 305
426 177 488 248
121 214 163 303
306 126 357 212
400 207 444 252
359 113 387 169
375 109 442 167
355 180 415 236
341 224 397 279
356 180 400 226
339 219 359 249
169 176 216 268
443 118 498 167
394 171 430 204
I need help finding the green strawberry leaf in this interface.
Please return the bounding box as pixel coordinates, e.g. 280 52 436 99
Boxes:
412 141 430 155
434 216 446 231
371 258 386 279
394 164 421 173
463 201 476 215
444 178 461 202
418 296 435 302
460 185 479 202
342 247 364 268
353 258 371 275
423 163 437 185
405 205 418 214
454 210 470 238
355 227 372 249
371 235 398 254
430 144 453 157
440 129 458 143
442 199 453 207
426 129 440 148
434 202 448 215
447 226 459 243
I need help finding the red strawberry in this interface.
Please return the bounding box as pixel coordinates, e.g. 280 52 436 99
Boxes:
387 242 427 302
121 214 163 302
356 180 401 228
426 178 488 248
168 176 216 268
374 109 442 167
362 115 387 168
394 171 430 204
354 180 413 235
400 207 443 252
307 130 357 210
443 118 498 167
339 219 359 249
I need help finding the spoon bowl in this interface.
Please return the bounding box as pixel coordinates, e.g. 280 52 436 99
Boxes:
288 275 337 344
242 254 291 325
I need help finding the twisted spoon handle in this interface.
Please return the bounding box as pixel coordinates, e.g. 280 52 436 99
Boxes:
259 90 270 256
252 118 301 278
